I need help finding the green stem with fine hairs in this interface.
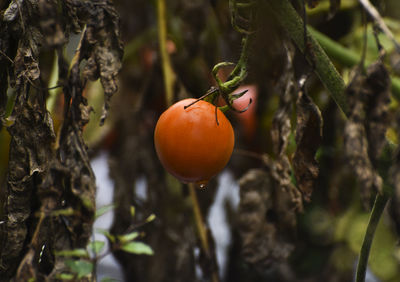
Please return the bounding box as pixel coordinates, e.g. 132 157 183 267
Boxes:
267 0 349 116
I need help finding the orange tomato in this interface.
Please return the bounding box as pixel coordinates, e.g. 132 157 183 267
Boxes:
154 98 235 184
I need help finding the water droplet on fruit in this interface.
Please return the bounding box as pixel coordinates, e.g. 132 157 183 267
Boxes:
194 180 208 189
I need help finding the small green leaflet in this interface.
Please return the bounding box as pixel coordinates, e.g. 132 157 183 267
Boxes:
120 241 153 255
146 213 156 223
55 248 88 258
65 259 93 279
118 231 139 243
87 240 106 255
95 204 116 220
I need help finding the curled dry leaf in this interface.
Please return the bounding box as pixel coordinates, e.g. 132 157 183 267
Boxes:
0 0 122 280
343 61 390 207
271 43 303 211
38 0 67 48
292 91 323 201
238 169 295 272
271 45 294 158
79 1 124 125
1 101 55 279
365 62 391 163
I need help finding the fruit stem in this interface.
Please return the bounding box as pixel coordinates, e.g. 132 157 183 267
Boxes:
188 183 220 282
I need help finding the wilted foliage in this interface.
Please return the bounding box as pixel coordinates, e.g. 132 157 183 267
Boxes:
344 61 391 207
0 0 122 280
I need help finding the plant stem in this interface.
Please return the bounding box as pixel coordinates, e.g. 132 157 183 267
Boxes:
188 184 210 255
267 0 349 116
355 193 389 282
188 184 219 282
308 26 400 100
157 0 175 107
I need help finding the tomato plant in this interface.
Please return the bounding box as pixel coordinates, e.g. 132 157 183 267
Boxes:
154 98 235 184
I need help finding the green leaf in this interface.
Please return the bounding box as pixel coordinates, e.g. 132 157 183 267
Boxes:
130 206 135 217
120 241 153 255
65 259 93 279
56 273 75 281
145 213 156 223
118 232 139 243
87 240 106 255
95 204 116 220
95 228 116 243
55 248 88 258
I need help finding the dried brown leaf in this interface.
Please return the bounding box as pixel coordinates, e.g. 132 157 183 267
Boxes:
79 1 124 125
365 62 391 163
293 92 323 201
343 62 389 207
0 1 121 279
270 44 303 211
271 45 295 157
1 102 55 279
38 0 67 48
238 169 295 272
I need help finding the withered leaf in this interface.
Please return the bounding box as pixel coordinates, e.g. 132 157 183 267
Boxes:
80 1 124 125
38 0 67 48
343 62 388 207
365 62 391 163
238 169 295 272
3 0 24 22
292 91 323 201
1 101 55 279
271 45 294 158
270 44 303 211
1 0 121 279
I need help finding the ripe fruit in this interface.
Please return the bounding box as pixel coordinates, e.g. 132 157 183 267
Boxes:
154 98 235 184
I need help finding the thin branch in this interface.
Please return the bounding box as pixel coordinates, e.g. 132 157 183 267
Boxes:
188 184 219 282
358 0 400 54
0 49 14 64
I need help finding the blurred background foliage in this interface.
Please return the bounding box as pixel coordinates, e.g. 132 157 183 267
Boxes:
2 0 400 281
